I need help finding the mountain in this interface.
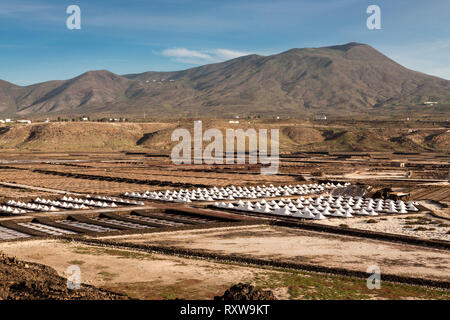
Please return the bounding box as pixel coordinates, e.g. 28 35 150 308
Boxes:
12 71 137 115
0 80 21 114
1 42 449 118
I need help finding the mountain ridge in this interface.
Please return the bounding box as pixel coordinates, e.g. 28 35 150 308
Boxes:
1 42 449 118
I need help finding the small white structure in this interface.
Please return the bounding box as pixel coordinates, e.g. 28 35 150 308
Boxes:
82 117 89 121
17 120 32 124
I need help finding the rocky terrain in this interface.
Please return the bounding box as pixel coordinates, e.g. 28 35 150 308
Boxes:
0 252 128 300
214 283 276 300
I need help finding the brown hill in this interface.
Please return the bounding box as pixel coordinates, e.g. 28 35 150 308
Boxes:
1 43 449 117
13 70 137 114
1 121 448 153
0 80 21 114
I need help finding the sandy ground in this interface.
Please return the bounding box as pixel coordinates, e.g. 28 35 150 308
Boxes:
331 170 409 180
315 213 450 241
419 201 450 219
1 232 449 300
0 239 285 300
101 225 450 282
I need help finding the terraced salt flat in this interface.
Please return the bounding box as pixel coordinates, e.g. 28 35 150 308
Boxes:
60 196 144 207
143 212 216 224
125 182 350 203
0 205 28 214
91 217 153 229
17 222 77 236
215 195 420 220
1 195 145 216
129 215 186 227
0 226 31 240
56 220 117 233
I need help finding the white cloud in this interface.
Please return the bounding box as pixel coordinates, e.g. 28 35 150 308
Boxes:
162 48 250 64
0 3 56 15
162 48 213 62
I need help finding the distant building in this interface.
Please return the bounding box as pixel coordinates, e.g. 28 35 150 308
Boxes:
17 120 31 124
82 117 89 121
229 120 240 124
423 101 438 106
316 115 327 120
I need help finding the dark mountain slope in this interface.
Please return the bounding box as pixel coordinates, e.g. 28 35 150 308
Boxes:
1 43 449 117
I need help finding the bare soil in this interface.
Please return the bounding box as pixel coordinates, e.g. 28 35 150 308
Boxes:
102 225 450 282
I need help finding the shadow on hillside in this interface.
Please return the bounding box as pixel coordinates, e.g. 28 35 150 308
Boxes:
136 131 158 146
0 127 10 135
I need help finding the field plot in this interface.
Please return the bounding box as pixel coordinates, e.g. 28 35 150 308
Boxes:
0 184 57 201
101 225 450 282
315 214 450 241
0 169 154 195
410 185 450 202
33 165 299 186
0 239 448 300
0 206 249 241
0 149 449 300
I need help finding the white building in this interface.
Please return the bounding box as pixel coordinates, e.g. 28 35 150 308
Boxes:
17 120 32 124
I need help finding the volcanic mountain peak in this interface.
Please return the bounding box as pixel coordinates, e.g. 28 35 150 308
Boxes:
0 42 449 117
324 41 365 51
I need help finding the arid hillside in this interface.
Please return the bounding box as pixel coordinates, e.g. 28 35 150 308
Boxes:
0 121 448 153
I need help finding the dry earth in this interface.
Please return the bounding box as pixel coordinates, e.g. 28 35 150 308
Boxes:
100 225 450 282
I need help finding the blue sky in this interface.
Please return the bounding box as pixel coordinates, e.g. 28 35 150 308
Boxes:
1 0 449 85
